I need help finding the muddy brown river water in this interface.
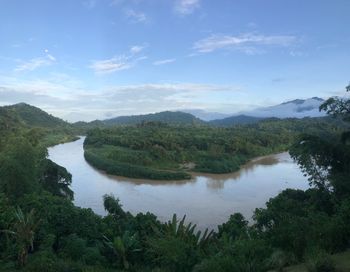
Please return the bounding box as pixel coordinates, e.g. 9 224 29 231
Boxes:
48 137 309 230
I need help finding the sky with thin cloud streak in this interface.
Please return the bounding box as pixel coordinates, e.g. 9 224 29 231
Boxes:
0 0 349 122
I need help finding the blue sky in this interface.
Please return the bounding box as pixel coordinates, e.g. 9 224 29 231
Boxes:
0 0 349 121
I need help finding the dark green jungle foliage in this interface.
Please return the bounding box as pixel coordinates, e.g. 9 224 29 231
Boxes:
83 117 346 179
0 85 349 271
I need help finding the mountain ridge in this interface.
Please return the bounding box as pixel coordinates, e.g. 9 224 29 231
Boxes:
1 103 70 129
103 111 204 126
238 97 326 118
209 115 264 126
0 97 328 130
184 97 326 122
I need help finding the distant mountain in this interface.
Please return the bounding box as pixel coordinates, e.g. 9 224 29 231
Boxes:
209 115 264 126
72 120 106 131
1 103 70 128
181 97 326 122
241 97 326 118
181 109 232 121
103 111 204 126
0 97 327 131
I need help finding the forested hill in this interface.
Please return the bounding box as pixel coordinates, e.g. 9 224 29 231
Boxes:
0 106 22 130
0 103 345 131
1 86 350 271
1 103 70 129
102 111 205 126
0 103 77 148
209 114 264 126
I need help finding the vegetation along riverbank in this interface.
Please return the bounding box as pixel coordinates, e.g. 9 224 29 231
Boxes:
83 117 346 180
0 85 349 271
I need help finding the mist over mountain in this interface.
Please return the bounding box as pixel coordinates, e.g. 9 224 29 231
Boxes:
239 97 326 118
1 97 327 131
181 109 232 121
76 97 327 128
184 97 326 122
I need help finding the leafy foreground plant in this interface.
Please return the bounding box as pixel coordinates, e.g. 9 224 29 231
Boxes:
103 231 141 270
147 214 214 272
1 207 40 267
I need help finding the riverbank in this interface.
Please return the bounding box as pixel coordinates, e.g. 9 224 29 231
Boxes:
82 124 296 180
84 148 192 180
42 132 80 148
83 144 289 181
48 137 308 230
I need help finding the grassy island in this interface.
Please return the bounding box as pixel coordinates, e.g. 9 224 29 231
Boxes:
83 118 343 180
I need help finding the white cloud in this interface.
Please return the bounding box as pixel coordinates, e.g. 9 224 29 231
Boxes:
153 58 176 66
47 54 56 61
124 9 147 23
15 58 51 72
109 83 235 93
89 47 147 74
45 49 56 61
193 33 297 54
0 77 242 122
15 56 53 72
14 49 57 72
89 56 132 74
135 56 148 62
175 0 200 15
130 45 145 54
0 73 84 98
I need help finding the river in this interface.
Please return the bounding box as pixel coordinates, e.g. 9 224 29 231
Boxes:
48 137 309 230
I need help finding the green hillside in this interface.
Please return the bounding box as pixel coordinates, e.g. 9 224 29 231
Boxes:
209 114 265 126
0 107 23 132
103 111 205 126
3 103 69 128
1 87 350 271
0 103 77 148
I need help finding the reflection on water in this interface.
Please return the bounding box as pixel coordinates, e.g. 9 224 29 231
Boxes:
48 137 309 231
196 155 281 190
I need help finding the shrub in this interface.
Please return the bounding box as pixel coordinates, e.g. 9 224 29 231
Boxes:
306 249 335 272
59 234 87 261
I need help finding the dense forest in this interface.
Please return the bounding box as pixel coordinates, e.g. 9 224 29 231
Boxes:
0 103 78 148
0 85 349 271
83 117 346 179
